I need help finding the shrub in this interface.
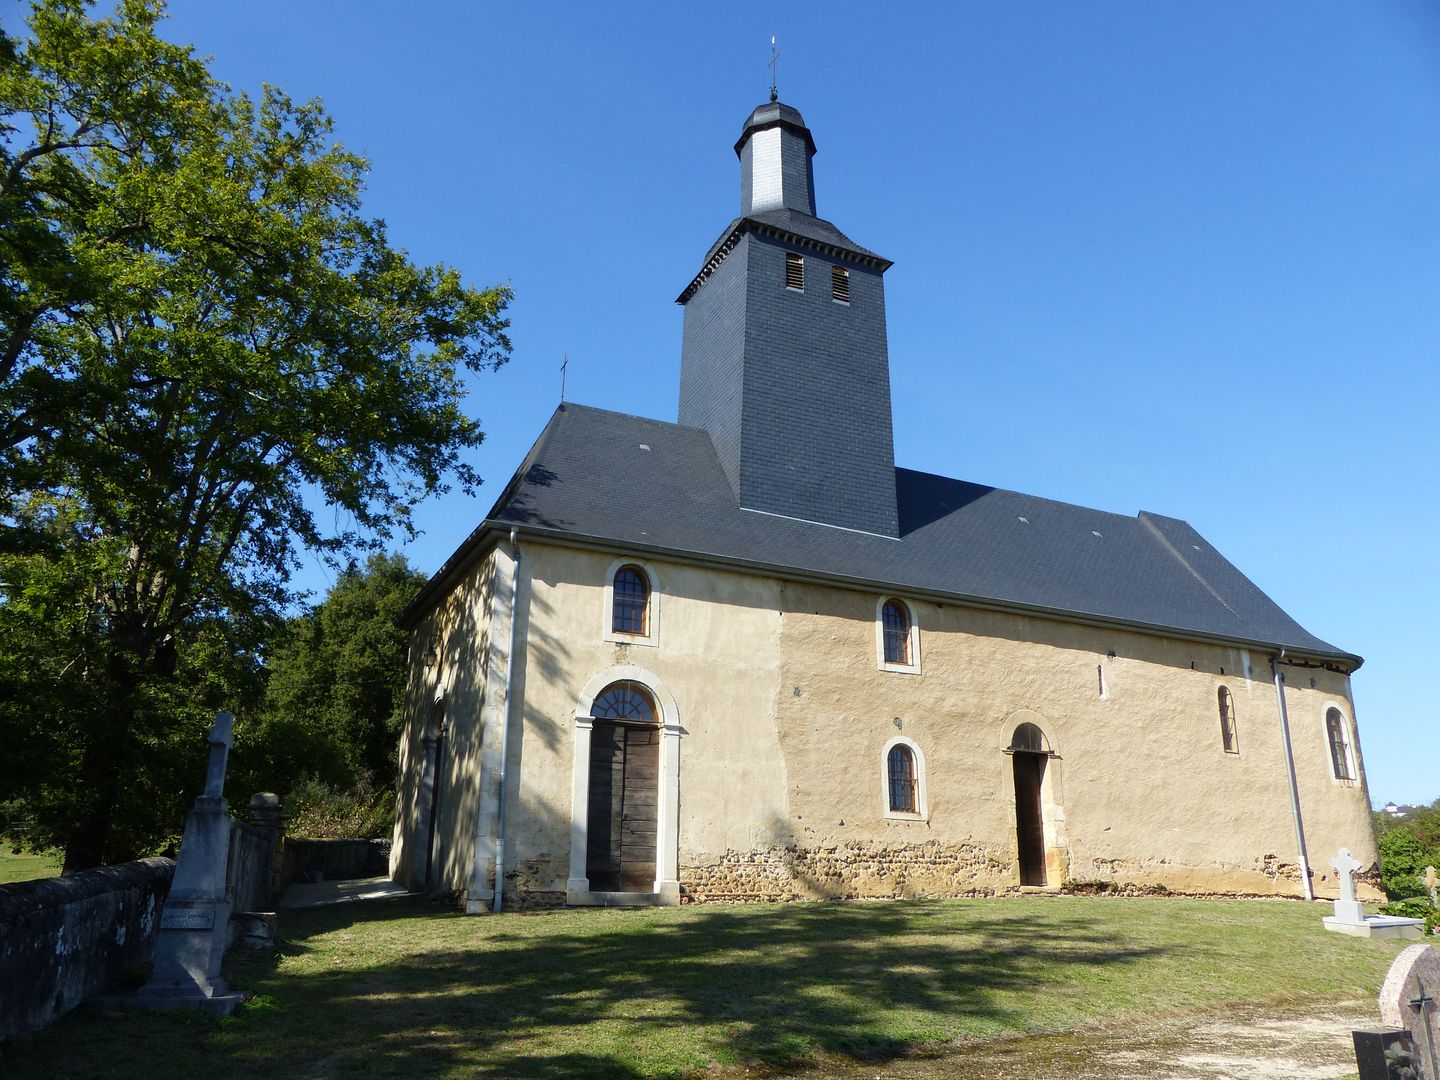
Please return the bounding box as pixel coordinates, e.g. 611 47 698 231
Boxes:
285 774 394 839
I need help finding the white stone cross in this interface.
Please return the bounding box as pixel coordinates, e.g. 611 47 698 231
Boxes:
1330 847 1364 904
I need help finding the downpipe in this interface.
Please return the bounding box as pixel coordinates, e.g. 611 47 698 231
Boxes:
1271 651 1314 901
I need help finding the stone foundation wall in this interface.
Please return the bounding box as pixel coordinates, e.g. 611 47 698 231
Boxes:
667 843 1353 904
0 858 174 1041
680 840 1014 902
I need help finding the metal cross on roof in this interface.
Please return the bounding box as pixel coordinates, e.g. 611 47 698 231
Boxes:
560 354 569 403
769 36 780 103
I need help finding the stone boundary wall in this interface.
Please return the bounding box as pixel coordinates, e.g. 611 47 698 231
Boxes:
281 838 389 890
0 857 174 1041
227 820 274 914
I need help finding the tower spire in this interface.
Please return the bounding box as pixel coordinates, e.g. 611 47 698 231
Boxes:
768 36 780 103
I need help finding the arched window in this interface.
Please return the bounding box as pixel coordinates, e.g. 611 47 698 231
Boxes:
881 600 911 665
1009 722 1048 754
611 565 650 637
591 681 657 724
887 744 917 813
1326 708 1354 781
1218 686 1238 753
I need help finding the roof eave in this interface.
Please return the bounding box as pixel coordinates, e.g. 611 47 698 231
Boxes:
473 522 1363 672
676 219 894 305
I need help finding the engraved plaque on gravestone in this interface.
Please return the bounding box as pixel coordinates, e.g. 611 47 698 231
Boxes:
159 903 216 931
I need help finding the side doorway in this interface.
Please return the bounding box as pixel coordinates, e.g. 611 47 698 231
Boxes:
585 682 661 892
1008 722 1051 887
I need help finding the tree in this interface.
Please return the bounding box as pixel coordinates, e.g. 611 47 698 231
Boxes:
0 1 511 870
234 552 427 804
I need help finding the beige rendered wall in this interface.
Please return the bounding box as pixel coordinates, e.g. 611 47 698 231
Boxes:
449 540 1380 905
391 549 501 895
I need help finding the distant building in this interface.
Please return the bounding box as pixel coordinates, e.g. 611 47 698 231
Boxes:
391 97 1379 911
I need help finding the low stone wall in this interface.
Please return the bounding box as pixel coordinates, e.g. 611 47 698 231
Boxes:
281 838 389 888
0 858 174 1041
228 820 274 914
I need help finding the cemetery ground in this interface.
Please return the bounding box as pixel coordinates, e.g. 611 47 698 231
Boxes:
0 894 1416 1079
0 850 60 885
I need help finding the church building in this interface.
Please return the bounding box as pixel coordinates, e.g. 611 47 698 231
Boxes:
391 97 1380 912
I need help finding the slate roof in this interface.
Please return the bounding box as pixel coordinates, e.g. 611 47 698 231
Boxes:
680 211 889 305
700 210 886 266
411 403 1357 666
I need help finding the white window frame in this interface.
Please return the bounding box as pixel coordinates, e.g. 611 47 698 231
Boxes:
875 596 921 674
603 557 660 647
881 735 928 821
1321 701 1358 784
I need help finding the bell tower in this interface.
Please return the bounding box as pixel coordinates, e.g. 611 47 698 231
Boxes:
677 101 899 537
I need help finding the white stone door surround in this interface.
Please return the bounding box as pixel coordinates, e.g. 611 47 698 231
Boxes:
567 665 681 905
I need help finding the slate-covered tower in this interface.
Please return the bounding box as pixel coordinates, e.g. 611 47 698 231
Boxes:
677 101 900 537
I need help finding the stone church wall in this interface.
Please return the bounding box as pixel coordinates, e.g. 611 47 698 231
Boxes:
409 539 1379 907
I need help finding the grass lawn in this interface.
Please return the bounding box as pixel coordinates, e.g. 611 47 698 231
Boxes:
0 849 61 885
0 895 1413 1079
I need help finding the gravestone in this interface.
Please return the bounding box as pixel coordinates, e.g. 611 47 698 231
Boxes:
1378 944 1440 1080
1324 847 1425 939
1425 866 1438 909
136 712 245 1014
1352 1027 1417 1080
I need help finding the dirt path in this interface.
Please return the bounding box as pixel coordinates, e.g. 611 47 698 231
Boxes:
734 1000 1375 1079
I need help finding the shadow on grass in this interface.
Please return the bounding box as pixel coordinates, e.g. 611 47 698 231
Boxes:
3 897 1175 1080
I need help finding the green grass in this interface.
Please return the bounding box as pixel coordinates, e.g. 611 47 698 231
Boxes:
0 849 60 884
0 896 1415 1079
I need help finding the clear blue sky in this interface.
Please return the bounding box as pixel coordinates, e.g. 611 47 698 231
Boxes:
12 3 1439 806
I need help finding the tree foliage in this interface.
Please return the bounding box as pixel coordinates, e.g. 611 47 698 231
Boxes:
233 552 426 807
0 1 510 869
1375 800 1440 902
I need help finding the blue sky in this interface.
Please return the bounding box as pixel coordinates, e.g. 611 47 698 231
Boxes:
11 2 1439 806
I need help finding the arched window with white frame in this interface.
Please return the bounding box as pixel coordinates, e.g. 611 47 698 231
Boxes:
1326 707 1355 781
876 597 920 673
881 736 927 819
604 559 660 646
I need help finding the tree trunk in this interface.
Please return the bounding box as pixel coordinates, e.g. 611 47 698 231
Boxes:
60 637 145 873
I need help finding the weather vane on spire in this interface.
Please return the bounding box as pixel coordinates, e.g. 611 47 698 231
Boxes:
768 36 780 103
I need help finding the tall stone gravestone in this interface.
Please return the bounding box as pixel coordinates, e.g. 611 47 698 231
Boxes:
137 712 245 1014
1362 943 1440 1080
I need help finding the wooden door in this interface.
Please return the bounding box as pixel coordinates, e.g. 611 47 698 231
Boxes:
1013 752 1047 886
586 722 659 891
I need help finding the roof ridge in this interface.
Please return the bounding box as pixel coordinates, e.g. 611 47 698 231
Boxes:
894 465 1160 525
1138 512 1241 621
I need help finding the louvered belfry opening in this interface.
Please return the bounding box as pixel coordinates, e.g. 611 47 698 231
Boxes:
586 682 661 891
831 264 850 303
785 252 804 291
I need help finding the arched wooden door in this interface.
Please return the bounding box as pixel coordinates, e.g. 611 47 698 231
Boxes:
1009 723 1048 887
586 682 660 891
